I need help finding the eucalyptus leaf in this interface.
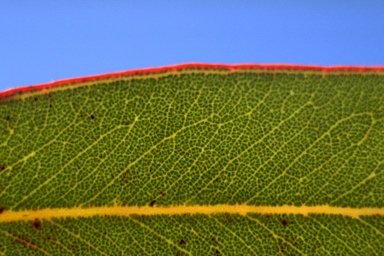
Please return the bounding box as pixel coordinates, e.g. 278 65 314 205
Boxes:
1 64 383 255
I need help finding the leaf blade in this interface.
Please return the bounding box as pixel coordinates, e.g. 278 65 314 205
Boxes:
1 64 384 255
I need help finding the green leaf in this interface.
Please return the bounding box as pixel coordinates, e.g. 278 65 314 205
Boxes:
1 64 384 255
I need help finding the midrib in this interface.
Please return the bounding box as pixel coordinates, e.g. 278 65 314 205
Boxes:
1 205 383 222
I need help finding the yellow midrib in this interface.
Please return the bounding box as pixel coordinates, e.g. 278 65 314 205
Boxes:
1 205 383 222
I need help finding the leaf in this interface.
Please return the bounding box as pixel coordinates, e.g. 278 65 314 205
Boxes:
0 64 384 255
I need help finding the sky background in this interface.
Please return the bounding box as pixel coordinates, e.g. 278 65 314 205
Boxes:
1 1 384 91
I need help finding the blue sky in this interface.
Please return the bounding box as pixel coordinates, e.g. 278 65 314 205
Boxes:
1 1 384 91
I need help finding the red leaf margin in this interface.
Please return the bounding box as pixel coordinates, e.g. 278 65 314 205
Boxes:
1 63 384 101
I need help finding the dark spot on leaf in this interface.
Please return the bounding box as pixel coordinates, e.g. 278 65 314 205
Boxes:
150 200 156 207
0 165 5 172
90 115 95 120
49 104 52 108
294 242 298 246
160 191 166 196
212 237 219 245
179 239 186 245
5 116 10 121
32 218 41 229
282 219 288 227
34 97 38 101
0 207 4 214
281 249 284 253
46 237 51 241
265 214 270 219
100 155 103 159
46 93 51 98
215 249 220 255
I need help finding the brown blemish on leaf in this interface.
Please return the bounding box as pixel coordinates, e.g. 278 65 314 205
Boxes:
0 207 4 214
150 200 156 207
5 116 11 121
212 237 219 245
0 165 5 172
179 239 186 245
90 115 95 120
215 249 221 255
160 191 166 196
11 235 40 251
32 218 41 229
281 219 288 227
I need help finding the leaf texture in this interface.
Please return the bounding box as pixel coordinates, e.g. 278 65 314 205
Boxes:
0 64 384 255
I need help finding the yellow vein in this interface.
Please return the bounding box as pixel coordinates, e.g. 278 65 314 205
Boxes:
1 205 383 222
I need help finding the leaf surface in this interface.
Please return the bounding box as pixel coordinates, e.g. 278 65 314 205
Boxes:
1 64 384 255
